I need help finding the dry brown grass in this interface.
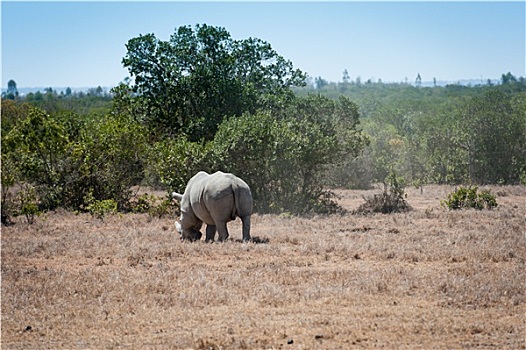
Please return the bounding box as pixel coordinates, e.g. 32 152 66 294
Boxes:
2 186 525 349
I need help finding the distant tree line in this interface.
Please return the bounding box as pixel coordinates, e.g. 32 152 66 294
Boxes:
297 72 526 188
2 83 111 101
2 83 113 117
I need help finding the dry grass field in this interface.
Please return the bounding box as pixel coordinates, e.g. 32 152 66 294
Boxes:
2 185 525 349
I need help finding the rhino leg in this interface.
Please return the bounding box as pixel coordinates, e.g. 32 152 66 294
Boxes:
205 225 216 242
216 222 229 242
241 215 251 242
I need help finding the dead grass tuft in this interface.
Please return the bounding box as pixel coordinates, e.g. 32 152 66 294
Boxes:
2 185 525 349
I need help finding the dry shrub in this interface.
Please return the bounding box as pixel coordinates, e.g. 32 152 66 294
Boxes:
355 177 411 214
355 191 411 214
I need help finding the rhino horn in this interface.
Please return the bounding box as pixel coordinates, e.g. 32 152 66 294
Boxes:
175 221 182 234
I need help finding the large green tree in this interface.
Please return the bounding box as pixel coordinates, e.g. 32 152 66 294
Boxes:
120 24 306 140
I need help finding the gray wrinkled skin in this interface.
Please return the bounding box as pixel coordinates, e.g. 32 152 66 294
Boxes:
173 171 253 242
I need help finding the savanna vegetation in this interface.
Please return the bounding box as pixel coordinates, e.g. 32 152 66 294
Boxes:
2 24 525 224
2 24 525 350
2 186 525 349
298 74 526 189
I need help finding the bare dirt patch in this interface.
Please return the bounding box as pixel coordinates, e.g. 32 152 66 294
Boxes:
2 186 525 349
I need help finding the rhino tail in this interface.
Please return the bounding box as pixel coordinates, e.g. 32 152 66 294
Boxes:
228 185 237 220
172 192 184 202
230 184 239 220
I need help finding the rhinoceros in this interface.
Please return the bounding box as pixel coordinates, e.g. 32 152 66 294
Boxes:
172 171 253 242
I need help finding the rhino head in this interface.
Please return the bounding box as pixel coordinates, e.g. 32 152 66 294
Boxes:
175 221 182 236
175 221 202 241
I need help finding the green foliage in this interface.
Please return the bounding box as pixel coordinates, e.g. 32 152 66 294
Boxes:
146 137 208 193
3 27 524 223
1 100 31 134
1 103 147 215
121 24 306 140
70 114 148 209
305 78 526 186
82 191 117 220
130 193 176 218
3 106 70 210
0 181 42 225
1 153 19 225
207 95 367 213
288 95 370 189
442 186 497 210
130 193 153 214
456 90 525 184
148 198 176 219
17 88 112 116
18 184 42 224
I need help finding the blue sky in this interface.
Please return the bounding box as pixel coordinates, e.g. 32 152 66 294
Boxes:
2 1 525 89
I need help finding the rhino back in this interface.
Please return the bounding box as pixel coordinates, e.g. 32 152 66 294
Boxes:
201 172 252 222
204 172 237 200
182 171 252 225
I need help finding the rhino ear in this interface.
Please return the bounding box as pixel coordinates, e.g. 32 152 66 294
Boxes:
175 221 182 234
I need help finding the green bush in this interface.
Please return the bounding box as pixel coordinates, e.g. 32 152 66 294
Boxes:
69 114 148 210
208 110 345 214
18 184 42 224
1 154 18 225
2 106 70 210
146 137 208 193
204 95 367 214
1 106 148 214
442 186 498 210
129 193 177 218
82 191 117 220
